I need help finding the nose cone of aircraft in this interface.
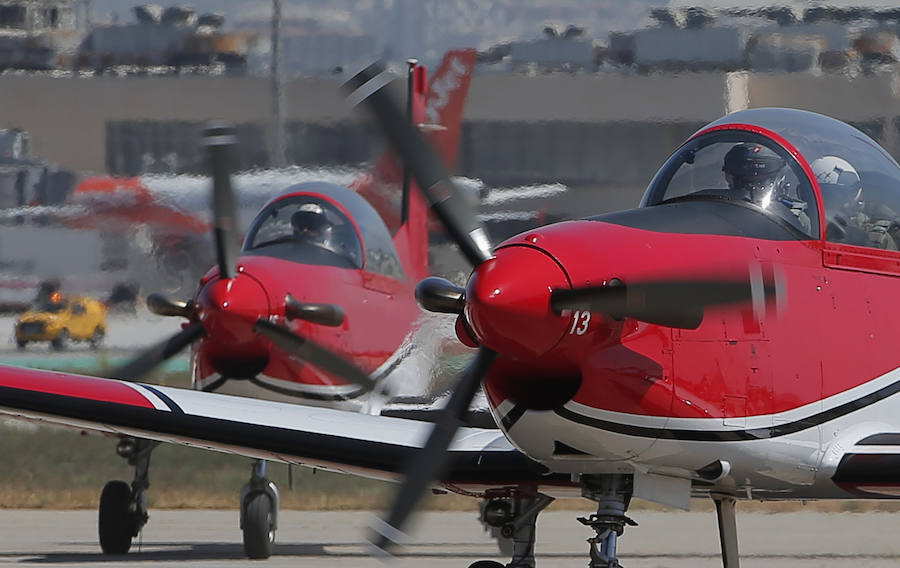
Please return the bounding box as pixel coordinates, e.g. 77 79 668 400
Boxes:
196 272 270 349
465 245 570 359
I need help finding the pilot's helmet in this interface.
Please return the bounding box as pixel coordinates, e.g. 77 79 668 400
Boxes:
723 143 787 205
291 203 334 247
809 155 862 212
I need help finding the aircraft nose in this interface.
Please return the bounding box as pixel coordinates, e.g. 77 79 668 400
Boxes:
196 272 270 348
465 245 571 359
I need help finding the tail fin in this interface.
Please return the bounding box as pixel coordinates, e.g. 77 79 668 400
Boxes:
351 49 476 282
421 48 477 173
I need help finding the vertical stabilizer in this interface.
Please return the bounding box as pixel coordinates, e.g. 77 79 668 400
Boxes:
351 49 476 282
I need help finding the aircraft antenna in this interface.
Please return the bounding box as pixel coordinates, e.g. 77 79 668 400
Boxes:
401 58 417 225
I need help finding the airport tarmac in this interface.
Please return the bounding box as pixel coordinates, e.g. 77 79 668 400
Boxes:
0 509 896 567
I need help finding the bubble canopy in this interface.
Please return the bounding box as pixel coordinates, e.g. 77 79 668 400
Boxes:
242 181 404 279
642 108 900 244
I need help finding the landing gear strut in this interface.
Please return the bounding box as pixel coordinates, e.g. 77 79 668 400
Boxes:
472 490 554 568
240 459 280 559
474 476 739 568
99 437 157 554
713 494 740 568
579 474 637 568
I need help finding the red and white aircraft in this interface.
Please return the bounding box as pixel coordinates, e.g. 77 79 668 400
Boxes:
2 70 899 568
91 51 478 559
55 48 478 298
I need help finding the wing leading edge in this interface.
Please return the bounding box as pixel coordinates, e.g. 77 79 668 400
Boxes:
0 364 568 492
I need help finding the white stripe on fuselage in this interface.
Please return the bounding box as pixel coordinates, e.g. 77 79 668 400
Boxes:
496 365 900 502
551 365 900 432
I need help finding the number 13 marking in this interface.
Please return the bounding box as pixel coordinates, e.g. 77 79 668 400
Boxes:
569 311 590 335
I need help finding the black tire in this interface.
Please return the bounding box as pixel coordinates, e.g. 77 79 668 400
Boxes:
51 329 69 351
242 493 275 559
15 339 26 350
98 480 135 554
89 327 105 350
468 561 506 568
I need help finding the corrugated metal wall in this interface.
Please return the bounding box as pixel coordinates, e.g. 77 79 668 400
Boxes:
106 121 268 175
106 119 709 186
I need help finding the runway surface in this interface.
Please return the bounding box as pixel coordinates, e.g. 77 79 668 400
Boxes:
0 509 897 567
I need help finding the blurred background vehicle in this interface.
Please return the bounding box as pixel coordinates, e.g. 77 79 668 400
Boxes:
15 283 106 350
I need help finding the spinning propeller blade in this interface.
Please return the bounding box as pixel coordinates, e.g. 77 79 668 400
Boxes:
204 122 240 280
113 322 206 381
254 319 375 392
349 61 500 555
344 63 493 268
369 347 497 553
550 278 769 330
126 122 241 382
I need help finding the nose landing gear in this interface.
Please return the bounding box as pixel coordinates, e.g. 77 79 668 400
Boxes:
471 490 555 568
579 474 637 568
240 459 280 559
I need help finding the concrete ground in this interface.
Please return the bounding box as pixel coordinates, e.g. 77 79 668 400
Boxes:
0 509 895 567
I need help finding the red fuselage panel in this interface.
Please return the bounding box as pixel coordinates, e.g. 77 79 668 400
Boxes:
484 218 900 421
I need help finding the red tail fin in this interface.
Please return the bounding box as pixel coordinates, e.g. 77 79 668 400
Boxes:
351 49 476 282
422 49 477 173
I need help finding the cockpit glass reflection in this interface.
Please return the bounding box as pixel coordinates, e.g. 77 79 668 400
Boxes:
699 108 900 250
245 197 363 269
647 130 818 237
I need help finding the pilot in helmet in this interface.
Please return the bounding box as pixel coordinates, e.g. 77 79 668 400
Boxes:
723 143 788 206
291 203 334 248
812 155 898 249
810 155 862 215
723 142 810 232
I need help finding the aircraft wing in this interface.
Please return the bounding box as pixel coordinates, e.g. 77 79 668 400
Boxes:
0 364 564 490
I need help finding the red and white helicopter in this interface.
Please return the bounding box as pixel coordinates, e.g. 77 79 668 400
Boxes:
96 51 476 559
2 65 900 568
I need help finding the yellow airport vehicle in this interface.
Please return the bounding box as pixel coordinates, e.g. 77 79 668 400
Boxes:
15 293 107 350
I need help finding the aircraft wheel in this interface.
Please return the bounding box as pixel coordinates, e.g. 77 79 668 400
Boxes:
89 327 105 350
468 561 506 568
98 480 135 554
242 492 275 559
51 329 69 351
